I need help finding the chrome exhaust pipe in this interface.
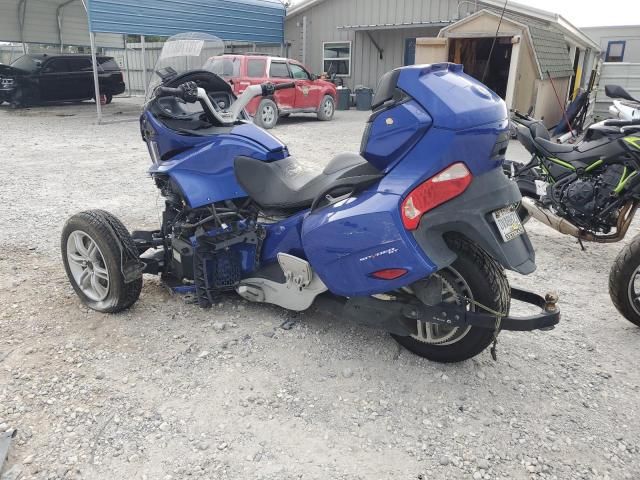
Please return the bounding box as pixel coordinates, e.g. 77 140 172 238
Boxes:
520 197 584 238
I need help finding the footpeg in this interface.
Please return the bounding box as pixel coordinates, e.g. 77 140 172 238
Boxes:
278 253 312 289
237 254 327 311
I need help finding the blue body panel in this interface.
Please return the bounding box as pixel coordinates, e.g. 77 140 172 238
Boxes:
361 100 432 172
261 210 307 263
397 63 507 130
146 63 513 298
299 64 510 296
301 191 437 297
146 113 288 207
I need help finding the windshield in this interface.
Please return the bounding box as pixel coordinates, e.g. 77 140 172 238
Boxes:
10 55 41 72
203 56 241 78
146 32 225 102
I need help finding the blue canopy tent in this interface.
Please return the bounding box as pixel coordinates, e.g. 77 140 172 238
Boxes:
85 0 285 121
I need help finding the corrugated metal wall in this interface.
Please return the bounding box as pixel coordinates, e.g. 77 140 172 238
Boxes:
0 0 124 48
285 0 463 90
87 0 285 43
594 62 640 120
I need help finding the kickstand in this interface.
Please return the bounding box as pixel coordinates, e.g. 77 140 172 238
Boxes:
577 237 586 251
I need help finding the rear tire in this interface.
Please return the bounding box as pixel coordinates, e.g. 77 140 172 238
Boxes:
391 235 510 363
254 98 278 129
317 95 335 121
609 236 640 327
61 210 142 313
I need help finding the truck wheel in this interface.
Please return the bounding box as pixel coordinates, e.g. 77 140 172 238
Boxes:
61 210 142 313
317 95 335 121
392 235 510 363
254 98 278 129
609 236 640 327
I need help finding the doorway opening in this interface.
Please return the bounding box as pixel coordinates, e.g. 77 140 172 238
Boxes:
448 37 513 98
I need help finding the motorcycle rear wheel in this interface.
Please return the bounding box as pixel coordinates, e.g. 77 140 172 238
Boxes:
392 235 510 363
609 236 640 327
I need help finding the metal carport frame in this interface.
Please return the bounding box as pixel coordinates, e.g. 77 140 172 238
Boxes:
1 0 286 122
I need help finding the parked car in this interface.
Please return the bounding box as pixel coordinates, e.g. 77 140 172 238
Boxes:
205 54 337 129
0 54 125 108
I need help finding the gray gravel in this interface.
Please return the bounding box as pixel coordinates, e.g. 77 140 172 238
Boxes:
1 98 640 480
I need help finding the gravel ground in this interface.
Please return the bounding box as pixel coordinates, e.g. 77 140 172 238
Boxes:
1 98 639 480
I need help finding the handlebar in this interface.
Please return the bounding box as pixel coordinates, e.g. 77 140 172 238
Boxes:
155 82 199 103
274 82 296 91
260 81 296 96
153 79 296 126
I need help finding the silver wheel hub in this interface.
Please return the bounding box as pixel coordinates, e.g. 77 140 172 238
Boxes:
411 268 472 346
66 231 110 302
261 105 275 124
323 99 333 116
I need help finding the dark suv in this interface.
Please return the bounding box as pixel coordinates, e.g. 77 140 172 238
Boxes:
0 54 125 108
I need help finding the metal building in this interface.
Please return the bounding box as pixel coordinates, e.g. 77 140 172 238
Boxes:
285 0 599 126
583 25 640 119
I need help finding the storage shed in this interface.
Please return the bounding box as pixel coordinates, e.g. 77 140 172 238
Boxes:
416 8 589 126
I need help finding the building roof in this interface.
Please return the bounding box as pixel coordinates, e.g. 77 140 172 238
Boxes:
495 10 575 78
288 0 599 52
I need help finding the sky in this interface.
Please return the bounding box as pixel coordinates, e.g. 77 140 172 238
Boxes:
289 0 640 27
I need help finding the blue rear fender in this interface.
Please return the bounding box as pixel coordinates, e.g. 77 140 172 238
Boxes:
301 190 437 297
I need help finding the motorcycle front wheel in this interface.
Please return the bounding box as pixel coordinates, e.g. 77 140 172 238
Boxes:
609 236 640 327
392 235 510 363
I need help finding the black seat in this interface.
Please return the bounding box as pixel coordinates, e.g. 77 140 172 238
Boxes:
534 137 576 154
234 153 381 211
533 136 606 167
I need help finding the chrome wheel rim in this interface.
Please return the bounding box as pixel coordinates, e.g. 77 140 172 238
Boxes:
66 231 110 301
323 98 333 116
627 265 640 316
261 104 275 124
410 268 472 346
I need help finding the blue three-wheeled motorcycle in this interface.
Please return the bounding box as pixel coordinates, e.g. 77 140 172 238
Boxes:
62 33 559 363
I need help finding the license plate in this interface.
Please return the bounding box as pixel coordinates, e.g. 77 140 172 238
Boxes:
492 205 525 242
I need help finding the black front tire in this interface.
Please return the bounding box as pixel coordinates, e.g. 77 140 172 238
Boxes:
609 236 640 327
317 95 335 121
9 88 23 109
61 210 142 313
392 236 510 363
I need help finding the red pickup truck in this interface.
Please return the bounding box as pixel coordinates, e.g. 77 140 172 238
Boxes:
205 54 337 129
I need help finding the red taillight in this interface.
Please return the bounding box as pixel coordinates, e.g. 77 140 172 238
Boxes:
370 268 408 280
400 163 472 230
